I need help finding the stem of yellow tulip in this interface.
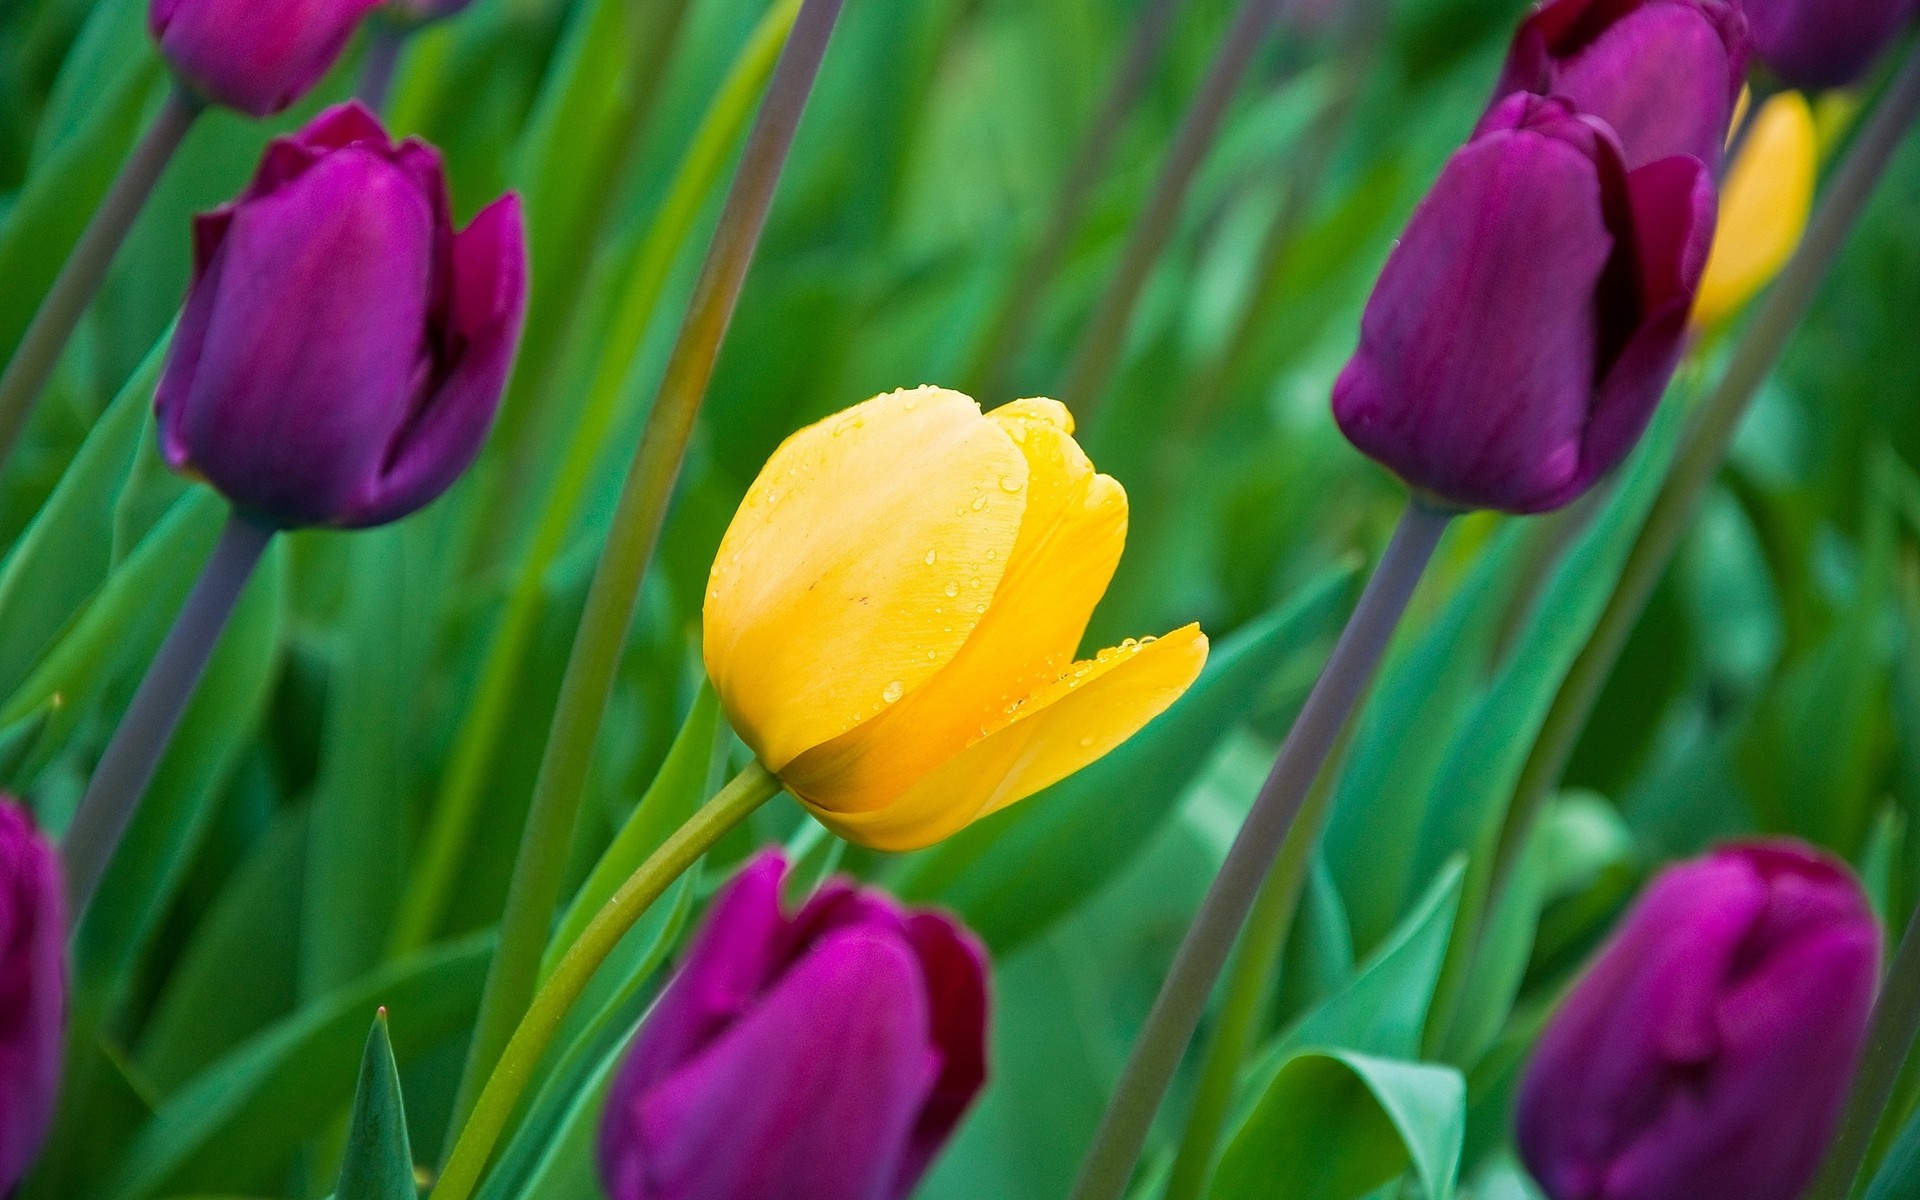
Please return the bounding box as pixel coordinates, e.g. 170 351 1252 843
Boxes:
355 22 410 112
444 0 843 1149
962 0 1188 400
1059 0 1289 430
1490 39 1920 898
431 761 782 1200
1808 899 1920 1200
0 87 201 475
1070 498 1453 1200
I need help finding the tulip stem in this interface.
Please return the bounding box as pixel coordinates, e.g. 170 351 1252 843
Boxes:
432 761 782 1200
0 87 201 475
1490 39 1920 893
355 22 410 112
1808 900 1920 1200
60 510 273 927
445 0 843 1149
1060 0 1290 429
1070 498 1453 1200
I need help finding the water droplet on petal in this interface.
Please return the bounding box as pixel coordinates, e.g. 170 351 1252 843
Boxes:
925 549 938 566
944 582 959 598
999 475 1022 492
882 681 905 704
971 496 988 511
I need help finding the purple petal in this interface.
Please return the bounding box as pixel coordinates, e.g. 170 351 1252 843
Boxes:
893 913 990 1199
0 801 65 1193
150 0 382 117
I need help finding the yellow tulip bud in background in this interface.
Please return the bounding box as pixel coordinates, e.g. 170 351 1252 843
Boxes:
704 386 1209 852
1694 92 1818 328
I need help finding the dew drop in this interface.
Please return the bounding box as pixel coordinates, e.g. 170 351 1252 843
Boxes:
974 603 987 614
925 549 938 566
999 475 1022 492
882 680 905 704
971 496 988 511
944 582 959 598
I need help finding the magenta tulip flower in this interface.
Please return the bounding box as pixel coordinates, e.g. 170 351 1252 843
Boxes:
156 102 528 530
149 0 384 117
598 853 990 1200
1332 93 1715 513
0 798 65 1193
1744 0 1918 89
1517 840 1880 1200
1493 0 1749 169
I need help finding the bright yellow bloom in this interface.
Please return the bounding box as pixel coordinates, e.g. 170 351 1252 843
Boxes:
703 386 1209 852
1694 92 1817 328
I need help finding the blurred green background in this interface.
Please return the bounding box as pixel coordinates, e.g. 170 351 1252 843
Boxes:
5 0 1920 1196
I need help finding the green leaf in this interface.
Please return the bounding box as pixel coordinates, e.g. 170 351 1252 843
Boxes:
1210 1051 1465 1200
336 1011 416 1200
98 933 491 1200
1867 1090 1920 1200
890 565 1356 953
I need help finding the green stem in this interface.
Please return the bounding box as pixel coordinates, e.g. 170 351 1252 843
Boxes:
0 88 200 474
431 762 782 1200
1808 899 1920 1200
443 0 843 1145
388 0 799 959
1060 0 1289 428
1071 498 1453 1200
1490 39 1920 890
1163 723 1349 1200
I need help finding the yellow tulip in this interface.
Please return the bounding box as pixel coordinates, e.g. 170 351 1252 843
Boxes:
704 386 1209 852
1694 92 1818 328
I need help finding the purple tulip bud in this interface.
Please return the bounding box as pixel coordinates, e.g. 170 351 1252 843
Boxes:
1493 0 1750 170
1517 840 1880 1200
1332 94 1715 513
156 103 529 530
599 853 989 1200
0 798 66 1193
149 0 384 117
1744 0 1919 90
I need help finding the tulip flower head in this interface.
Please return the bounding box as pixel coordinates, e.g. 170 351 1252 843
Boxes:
1744 0 1919 89
0 799 65 1193
1694 91 1818 327
1516 840 1879 1200
1333 94 1716 514
703 388 1209 852
598 852 989 1200
150 0 384 117
156 103 528 530
1493 0 1750 169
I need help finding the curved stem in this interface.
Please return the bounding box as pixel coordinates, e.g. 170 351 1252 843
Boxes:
431 762 782 1200
1060 0 1290 429
388 0 797 959
1070 498 1453 1200
1808 901 1920 1200
444 0 844 1143
60 510 273 926
0 88 200 474
1491 38 1920 889
356 23 410 111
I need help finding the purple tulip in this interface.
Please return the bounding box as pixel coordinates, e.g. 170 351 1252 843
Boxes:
1332 93 1715 514
156 103 528 530
599 853 989 1200
1492 0 1749 169
1517 840 1880 1200
1744 0 1919 90
149 0 384 117
0 798 65 1193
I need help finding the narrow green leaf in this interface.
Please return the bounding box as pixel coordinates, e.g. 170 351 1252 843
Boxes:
336 1011 416 1200
1866 1091 1920 1200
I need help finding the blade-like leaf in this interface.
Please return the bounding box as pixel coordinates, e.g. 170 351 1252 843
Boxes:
336 1010 416 1200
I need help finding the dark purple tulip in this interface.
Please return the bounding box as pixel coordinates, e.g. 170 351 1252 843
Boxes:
149 0 383 117
1745 0 1919 90
1517 840 1880 1200
1332 94 1715 514
599 853 989 1200
156 103 528 530
0 798 65 1193
1492 0 1749 169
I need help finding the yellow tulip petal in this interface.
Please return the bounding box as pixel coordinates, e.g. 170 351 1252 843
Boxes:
781 396 1128 812
1695 92 1816 328
801 624 1209 852
703 386 1028 769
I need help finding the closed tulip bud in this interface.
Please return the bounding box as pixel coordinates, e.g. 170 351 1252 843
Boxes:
149 0 383 117
1745 0 1918 90
1332 94 1716 514
703 387 1209 852
598 853 989 1200
1493 0 1750 169
1694 92 1818 327
1517 840 1880 1200
0 799 65 1193
156 103 528 530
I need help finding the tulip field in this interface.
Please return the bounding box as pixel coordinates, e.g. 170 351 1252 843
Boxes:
6 0 1920 1197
